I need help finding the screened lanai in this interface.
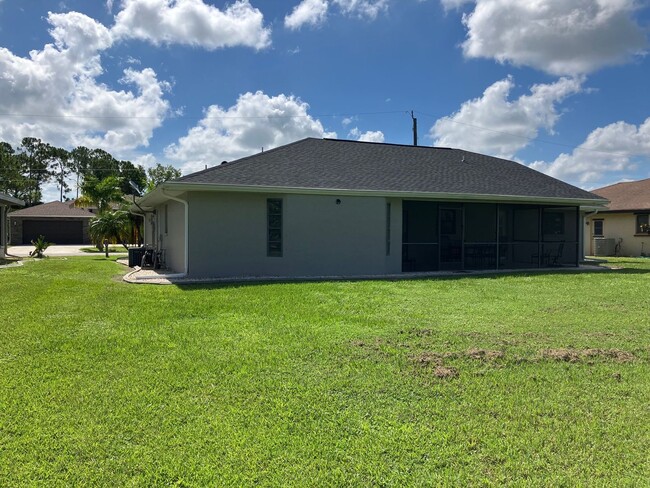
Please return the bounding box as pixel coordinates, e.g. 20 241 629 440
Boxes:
402 201 579 272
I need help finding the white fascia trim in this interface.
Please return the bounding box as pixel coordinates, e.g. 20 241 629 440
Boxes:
161 182 609 208
8 215 94 219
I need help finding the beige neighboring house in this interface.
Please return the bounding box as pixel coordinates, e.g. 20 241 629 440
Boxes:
584 178 650 257
1 193 24 256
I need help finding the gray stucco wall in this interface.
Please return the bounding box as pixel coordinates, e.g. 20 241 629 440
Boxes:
180 191 402 279
156 200 186 272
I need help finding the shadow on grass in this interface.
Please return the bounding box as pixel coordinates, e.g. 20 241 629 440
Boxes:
173 264 650 292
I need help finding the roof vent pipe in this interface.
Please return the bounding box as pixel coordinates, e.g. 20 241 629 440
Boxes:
410 110 418 146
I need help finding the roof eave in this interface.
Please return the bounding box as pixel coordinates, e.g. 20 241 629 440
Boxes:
8 214 94 219
597 207 650 213
138 181 608 208
0 194 25 206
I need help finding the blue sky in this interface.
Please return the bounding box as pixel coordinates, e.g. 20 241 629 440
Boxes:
0 0 649 201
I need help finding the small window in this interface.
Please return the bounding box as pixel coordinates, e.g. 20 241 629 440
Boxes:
636 214 650 235
267 198 282 257
386 202 391 256
593 219 603 237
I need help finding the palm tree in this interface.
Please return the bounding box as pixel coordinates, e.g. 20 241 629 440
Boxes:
89 210 131 255
76 175 124 213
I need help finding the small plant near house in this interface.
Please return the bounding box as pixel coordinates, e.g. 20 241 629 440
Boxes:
89 210 132 255
28 235 51 258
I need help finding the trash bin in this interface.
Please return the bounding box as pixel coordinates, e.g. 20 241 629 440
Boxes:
128 247 145 267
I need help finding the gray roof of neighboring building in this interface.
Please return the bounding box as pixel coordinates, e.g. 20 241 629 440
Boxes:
0 193 24 206
8 201 95 218
173 138 605 202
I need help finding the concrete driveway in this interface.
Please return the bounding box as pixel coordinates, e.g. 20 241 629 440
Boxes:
7 245 127 257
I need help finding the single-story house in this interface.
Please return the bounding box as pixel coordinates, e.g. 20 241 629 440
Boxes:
1 193 25 256
584 178 650 257
8 201 95 245
134 138 608 279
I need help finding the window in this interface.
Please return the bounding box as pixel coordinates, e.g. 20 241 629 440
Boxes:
386 203 391 256
636 214 650 235
593 219 603 237
267 198 282 257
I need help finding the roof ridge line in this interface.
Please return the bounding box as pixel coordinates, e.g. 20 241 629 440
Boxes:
323 138 454 150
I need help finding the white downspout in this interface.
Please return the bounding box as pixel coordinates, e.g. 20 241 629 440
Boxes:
582 209 599 260
162 189 189 277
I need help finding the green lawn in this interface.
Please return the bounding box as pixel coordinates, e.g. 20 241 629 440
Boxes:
79 246 127 253
1 258 649 486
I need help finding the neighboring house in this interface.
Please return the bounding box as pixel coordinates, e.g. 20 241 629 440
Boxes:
1 193 24 256
584 178 650 257
8 201 94 245
134 138 607 279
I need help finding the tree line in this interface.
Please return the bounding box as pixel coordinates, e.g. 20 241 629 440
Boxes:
0 137 181 207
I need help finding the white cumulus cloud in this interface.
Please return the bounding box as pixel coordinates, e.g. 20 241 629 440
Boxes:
431 76 583 158
165 91 337 174
530 118 650 187
446 0 647 75
285 0 329 29
112 0 271 50
0 11 169 153
348 127 385 142
284 0 387 29
132 153 163 170
334 0 388 19
440 0 472 9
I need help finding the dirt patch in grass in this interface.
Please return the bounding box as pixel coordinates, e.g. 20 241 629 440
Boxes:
410 352 443 366
411 348 504 362
466 348 505 360
434 366 458 379
539 348 635 363
353 336 638 384
409 353 458 379
350 337 389 348
409 348 504 381
404 328 435 337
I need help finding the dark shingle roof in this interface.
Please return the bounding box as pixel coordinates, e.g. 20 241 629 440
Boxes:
175 138 605 202
592 178 650 211
8 201 94 218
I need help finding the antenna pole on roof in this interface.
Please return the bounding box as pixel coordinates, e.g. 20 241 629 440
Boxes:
410 110 418 147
